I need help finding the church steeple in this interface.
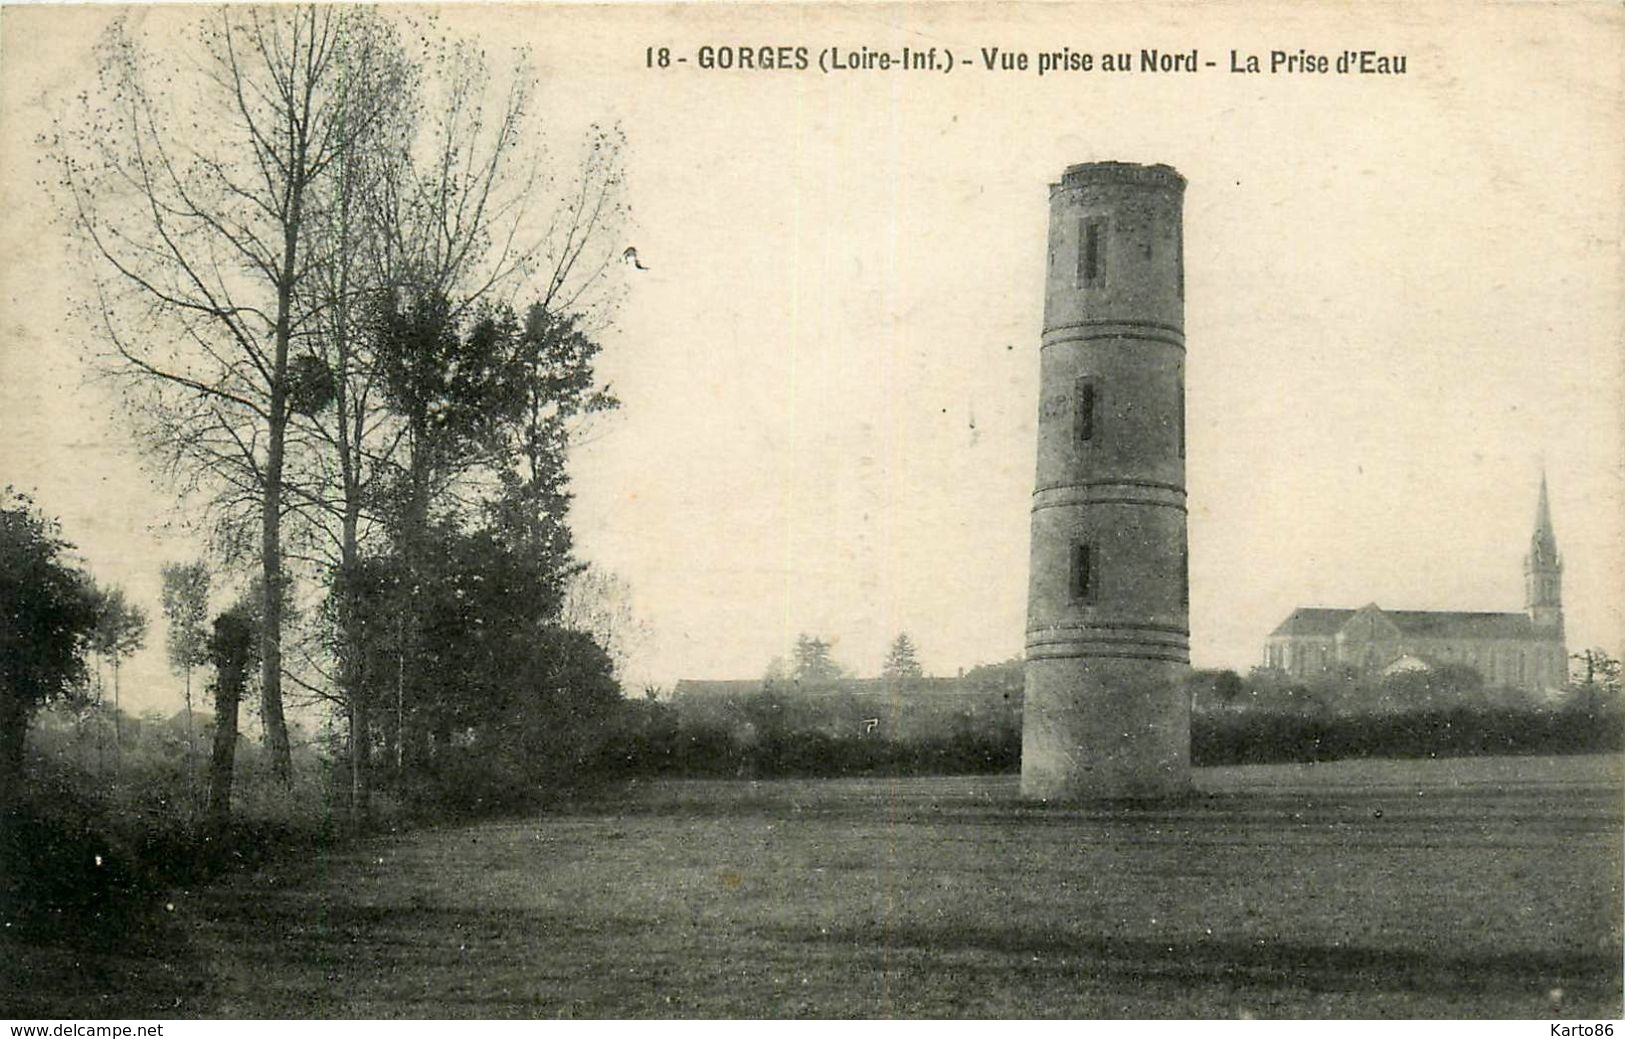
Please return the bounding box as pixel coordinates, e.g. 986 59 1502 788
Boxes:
1524 471 1563 631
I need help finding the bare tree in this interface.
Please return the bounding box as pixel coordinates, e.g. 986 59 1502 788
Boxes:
54 8 407 784
287 26 627 583
365 34 627 324
560 564 649 679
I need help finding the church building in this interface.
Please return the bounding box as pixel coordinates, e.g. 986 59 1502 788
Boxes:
1263 477 1567 692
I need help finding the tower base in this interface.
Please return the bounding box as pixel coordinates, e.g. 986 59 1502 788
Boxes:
1021 656 1191 801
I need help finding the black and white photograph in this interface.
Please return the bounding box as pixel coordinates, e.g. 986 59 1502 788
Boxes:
1 0 1621 1022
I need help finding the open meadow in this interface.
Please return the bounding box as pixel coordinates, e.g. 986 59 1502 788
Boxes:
6 753 1621 1019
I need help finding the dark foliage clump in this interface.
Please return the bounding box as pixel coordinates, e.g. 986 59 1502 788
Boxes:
1191 701 1625 766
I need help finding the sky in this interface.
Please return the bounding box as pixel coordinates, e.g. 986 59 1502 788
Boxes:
2 2 1621 715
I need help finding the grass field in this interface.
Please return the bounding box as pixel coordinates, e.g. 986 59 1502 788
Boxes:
6 754 1622 1018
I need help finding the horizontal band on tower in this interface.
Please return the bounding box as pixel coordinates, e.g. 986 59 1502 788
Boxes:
1028 627 1189 656
1025 645 1191 665
1042 330 1185 353
1047 317 1185 337
1033 498 1186 516
1029 619 1191 637
1027 632 1190 652
1036 477 1184 494
1042 321 1185 353
1027 621 1189 654
1032 480 1187 515
1026 637 1189 657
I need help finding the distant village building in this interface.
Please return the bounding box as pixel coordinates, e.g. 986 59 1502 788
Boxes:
1264 476 1567 692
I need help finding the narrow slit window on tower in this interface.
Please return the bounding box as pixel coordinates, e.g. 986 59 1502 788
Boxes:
1175 223 1184 300
1180 548 1189 607
1070 542 1093 602
1075 377 1096 443
1078 218 1105 286
1176 382 1185 459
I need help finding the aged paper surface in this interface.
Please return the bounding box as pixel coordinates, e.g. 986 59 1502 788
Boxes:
0 0 1620 1021
3 2 1619 694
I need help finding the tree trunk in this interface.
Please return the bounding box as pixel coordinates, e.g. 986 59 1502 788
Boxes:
208 678 241 833
183 665 200 809
183 665 196 773
395 415 431 779
333 162 369 828
94 665 105 778
337 497 372 825
111 657 122 772
337 537 371 825
349 694 370 829
260 418 291 785
258 176 304 788
382 683 399 784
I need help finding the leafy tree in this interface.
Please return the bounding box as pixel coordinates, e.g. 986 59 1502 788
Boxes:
881 633 924 681
485 307 619 558
160 561 211 758
322 553 407 823
361 290 618 778
367 294 530 776
0 491 103 794
1187 668 1244 712
340 523 622 807
792 634 842 683
500 627 624 792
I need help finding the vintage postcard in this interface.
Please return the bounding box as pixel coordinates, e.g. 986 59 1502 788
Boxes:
1 0 1620 1023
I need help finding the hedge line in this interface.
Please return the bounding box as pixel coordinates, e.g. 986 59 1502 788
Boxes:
657 703 1622 779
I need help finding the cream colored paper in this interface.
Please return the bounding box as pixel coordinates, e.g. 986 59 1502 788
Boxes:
1 1 1619 707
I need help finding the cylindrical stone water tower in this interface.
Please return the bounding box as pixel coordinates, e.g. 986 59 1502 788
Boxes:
1021 161 1191 801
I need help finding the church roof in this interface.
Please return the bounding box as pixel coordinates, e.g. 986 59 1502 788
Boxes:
1270 607 1542 640
1270 608 1357 637
1384 610 1540 639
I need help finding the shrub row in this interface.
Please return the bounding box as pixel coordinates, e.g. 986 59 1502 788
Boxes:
1191 702 1624 766
655 702 1624 779
666 727 1020 779
1 763 336 942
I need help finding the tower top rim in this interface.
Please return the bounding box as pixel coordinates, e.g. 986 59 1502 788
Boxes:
1055 162 1186 192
